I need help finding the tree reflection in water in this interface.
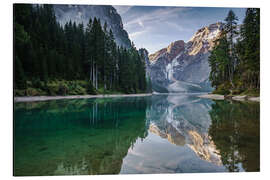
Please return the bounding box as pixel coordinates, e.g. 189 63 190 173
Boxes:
14 97 149 176
208 100 260 172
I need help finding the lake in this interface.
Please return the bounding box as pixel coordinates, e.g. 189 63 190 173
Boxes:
13 94 260 176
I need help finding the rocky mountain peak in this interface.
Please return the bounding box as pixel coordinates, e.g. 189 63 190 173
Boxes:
167 40 185 54
188 22 223 56
147 22 223 93
149 48 166 62
149 40 185 62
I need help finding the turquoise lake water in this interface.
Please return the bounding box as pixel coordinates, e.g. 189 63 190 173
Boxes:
14 94 260 175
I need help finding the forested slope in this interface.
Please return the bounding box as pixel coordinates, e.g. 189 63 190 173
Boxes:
14 4 148 96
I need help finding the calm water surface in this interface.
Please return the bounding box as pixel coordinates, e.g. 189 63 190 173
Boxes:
14 94 260 175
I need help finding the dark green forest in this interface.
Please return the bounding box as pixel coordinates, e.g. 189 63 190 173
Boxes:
208 8 260 96
14 4 148 96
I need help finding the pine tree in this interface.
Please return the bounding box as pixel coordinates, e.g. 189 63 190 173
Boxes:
208 34 230 89
108 29 117 90
238 8 260 89
224 10 239 86
15 56 26 89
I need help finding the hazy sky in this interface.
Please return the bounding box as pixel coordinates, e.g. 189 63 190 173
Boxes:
113 6 246 54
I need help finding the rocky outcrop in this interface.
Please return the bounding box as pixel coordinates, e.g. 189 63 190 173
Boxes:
148 22 223 93
53 5 131 48
149 40 185 63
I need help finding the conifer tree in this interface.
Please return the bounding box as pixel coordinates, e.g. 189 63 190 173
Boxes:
224 10 238 85
238 8 260 89
208 34 230 89
15 56 26 89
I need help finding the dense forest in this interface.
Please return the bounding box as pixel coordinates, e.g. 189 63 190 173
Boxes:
208 8 260 96
14 4 148 96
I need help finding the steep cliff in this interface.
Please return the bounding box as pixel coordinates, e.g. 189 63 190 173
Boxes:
53 4 131 48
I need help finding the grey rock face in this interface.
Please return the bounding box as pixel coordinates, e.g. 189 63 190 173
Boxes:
148 23 223 93
53 4 131 48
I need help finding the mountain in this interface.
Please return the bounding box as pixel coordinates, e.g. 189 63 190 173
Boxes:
53 5 131 48
148 22 223 93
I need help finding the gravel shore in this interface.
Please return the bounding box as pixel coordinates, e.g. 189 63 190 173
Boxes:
198 94 260 102
198 94 225 100
14 93 153 103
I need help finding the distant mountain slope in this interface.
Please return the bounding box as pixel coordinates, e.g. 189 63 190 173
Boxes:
53 5 131 48
148 22 223 93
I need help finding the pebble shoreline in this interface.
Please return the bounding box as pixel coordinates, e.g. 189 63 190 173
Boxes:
198 94 260 102
14 93 153 103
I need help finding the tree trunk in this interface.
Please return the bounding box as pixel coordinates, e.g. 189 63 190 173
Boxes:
93 62 95 88
90 57 92 82
96 64 98 89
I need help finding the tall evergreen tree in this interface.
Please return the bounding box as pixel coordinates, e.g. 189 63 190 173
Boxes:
238 8 260 89
208 33 230 89
224 10 239 85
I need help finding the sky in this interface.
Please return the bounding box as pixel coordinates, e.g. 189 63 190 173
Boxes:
113 6 246 54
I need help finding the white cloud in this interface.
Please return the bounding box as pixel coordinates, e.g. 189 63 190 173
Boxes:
164 22 188 32
129 29 148 39
123 7 190 28
138 20 144 28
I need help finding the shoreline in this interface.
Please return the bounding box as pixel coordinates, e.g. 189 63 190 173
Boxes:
14 93 153 103
198 94 260 102
14 93 260 103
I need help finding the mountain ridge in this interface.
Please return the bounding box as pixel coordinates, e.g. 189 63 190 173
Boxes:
147 22 223 93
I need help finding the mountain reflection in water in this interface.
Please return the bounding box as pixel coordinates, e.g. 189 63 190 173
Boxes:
14 94 259 175
147 94 222 165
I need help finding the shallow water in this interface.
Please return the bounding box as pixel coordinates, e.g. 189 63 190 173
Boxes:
14 94 260 176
